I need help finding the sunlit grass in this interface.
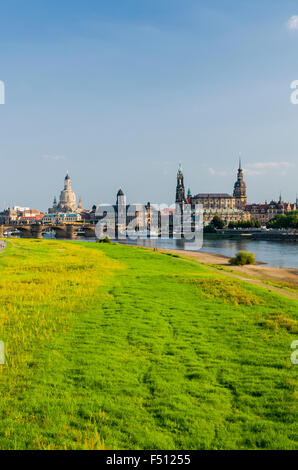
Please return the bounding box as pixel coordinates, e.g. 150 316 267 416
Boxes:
0 239 297 450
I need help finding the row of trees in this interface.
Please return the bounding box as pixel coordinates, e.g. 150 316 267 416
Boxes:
204 211 298 232
266 211 298 229
204 216 261 233
228 220 261 229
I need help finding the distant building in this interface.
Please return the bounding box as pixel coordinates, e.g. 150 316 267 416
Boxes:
0 207 43 224
245 197 297 225
42 213 82 224
190 159 247 210
48 173 84 214
0 208 17 224
176 159 249 225
18 209 44 224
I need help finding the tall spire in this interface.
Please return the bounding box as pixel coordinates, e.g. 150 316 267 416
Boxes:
233 153 247 207
176 162 185 204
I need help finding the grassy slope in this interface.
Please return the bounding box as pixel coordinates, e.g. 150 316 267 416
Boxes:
0 239 297 450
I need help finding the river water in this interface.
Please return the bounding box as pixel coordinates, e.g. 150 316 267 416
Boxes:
116 237 298 270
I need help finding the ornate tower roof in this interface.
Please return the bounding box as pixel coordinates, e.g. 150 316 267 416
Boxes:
233 154 247 203
176 162 185 204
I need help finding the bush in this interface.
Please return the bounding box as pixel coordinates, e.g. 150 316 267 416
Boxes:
98 236 113 244
204 224 216 233
229 251 256 266
211 216 225 229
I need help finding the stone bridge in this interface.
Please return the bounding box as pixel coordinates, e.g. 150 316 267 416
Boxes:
0 224 96 240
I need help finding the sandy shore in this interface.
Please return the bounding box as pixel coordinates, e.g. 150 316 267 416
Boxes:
157 248 298 288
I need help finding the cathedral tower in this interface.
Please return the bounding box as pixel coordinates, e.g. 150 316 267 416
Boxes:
175 163 185 204
233 156 247 208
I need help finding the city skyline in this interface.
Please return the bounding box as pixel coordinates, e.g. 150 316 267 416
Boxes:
0 1 298 208
1 162 297 218
1 161 297 213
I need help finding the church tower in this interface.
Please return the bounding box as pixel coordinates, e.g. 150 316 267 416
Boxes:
233 156 247 208
116 188 126 207
175 163 185 204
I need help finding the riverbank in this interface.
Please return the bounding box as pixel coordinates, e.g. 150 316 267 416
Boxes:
155 247 298 291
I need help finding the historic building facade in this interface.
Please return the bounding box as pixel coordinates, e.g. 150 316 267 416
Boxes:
176 160 250 225
245 198 297 225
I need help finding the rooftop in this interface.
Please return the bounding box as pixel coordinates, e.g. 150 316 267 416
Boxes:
193 193 232 198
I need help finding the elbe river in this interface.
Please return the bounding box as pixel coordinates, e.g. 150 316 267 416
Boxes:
117 237 298 270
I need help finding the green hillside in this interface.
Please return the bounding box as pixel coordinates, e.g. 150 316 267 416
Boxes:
0 239 297 450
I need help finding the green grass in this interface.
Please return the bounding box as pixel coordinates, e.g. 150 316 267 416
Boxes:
0 239 297 450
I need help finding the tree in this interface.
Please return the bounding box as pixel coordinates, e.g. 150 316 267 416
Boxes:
211 216 225 229
204 224 216 233
267 211 298 229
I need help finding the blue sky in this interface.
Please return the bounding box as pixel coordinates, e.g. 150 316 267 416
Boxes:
0 0 298 209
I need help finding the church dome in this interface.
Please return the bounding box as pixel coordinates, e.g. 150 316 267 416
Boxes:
58 173 77 212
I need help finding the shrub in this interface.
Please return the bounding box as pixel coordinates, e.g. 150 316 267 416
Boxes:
99 236 113 244
204 224 216 233
229 251 256 266
211 216 225 229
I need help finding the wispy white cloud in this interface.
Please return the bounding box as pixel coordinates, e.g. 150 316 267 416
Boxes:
208 168 229 177
287 15 298 30
244 161 295 176
42 154 66 161
208 162 295 177
246 161 294 169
